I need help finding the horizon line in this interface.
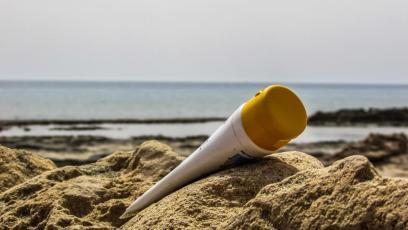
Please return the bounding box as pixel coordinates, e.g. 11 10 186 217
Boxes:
0 78 407 86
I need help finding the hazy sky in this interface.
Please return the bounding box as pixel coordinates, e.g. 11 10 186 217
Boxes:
0 0 407 83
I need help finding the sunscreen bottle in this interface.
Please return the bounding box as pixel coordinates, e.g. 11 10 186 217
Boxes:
122 85 307 217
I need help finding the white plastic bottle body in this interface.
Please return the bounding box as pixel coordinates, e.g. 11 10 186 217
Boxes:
123 105 273 215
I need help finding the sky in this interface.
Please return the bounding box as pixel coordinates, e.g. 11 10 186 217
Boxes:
0 0 407 84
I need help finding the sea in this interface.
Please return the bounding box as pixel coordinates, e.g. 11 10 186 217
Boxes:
1 80 408 142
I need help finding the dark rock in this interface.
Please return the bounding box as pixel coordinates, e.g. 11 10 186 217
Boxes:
309 107 408 126
333 133 408 163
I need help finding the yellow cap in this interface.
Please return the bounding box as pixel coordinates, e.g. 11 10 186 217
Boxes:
241 85 307 151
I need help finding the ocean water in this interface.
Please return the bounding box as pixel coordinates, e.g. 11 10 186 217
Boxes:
0 80 408 120
1 80 408 142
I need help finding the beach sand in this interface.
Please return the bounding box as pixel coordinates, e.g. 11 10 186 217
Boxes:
0 141 408 229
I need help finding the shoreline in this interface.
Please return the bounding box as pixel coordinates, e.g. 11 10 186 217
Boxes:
2 123 408 144
0 107 407 175
0 135 209 166
308 107 408 126
1 133 406 172
0 117 226 126
1 132 408 179
1 107 407 127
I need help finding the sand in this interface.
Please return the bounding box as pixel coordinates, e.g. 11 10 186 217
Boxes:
0 146 56 193
123 153 408 229
1 141 408 229
122 151 323 229
0 141 183 229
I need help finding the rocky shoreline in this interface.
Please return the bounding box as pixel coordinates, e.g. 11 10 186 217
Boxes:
308 107 408 126
1 133 407 178
1 141 408 229
1 108 407 131
0 117 225 127
0 135 207 166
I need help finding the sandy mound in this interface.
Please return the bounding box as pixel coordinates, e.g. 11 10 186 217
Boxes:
224 156 408 229
122 151 323 229
0 141 183 229
1 141 408 229
123 153 408 229
0 145 56 193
